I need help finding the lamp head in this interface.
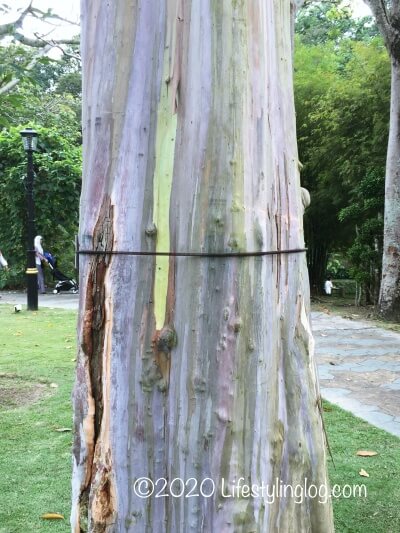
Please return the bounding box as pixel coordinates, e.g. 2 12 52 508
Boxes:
20 128 38 152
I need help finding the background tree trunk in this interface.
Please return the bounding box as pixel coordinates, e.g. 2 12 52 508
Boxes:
72 1 334 531
378 60 400 319
365 0 400 320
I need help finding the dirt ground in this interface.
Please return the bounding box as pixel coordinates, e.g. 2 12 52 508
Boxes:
311 295 400 333
0 373 51 409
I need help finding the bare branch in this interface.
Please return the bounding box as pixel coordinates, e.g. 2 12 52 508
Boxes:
0 1 32 37
0 2 79 46
0 3 80 95
13 31 79 48
29 7 79 27
32 33 81 61
53 46 81 62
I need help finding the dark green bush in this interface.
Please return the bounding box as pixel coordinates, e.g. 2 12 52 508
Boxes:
0 126 81 287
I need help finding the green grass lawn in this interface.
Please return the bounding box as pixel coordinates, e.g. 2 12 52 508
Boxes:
0 304 399 532
0 305 76 532
324 405 400 533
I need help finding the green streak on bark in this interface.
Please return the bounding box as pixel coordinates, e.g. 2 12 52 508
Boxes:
153 53 177 329
229 2 247 253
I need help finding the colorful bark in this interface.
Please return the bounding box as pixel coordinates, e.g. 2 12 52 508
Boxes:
73 0 334 531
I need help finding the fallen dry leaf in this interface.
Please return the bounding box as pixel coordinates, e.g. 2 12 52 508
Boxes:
41 513 64 520
356 450 378 457
359 468 369 477
49 383 58 388
55 428 72 432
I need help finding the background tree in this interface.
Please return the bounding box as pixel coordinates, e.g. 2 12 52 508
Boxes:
72 1 333 531
363 0 400 319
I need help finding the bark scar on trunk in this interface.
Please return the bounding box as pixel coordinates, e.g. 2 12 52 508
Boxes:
77 196 115 528
169 0 184 113
90 454 116 531
89 197 114 440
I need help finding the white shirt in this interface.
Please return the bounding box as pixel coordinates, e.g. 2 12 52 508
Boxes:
324 280 333 295
34 236 44 266
0 252 7 268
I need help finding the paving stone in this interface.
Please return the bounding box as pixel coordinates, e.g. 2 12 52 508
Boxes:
385 381 400 391
320 387 351 398
312 311 400 438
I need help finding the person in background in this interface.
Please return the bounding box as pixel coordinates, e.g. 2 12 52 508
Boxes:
0 250 8 270
0 250 7 299
324 277 335 296
34 235 48 294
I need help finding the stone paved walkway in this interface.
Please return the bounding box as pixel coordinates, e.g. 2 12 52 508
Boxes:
312 311 400 438
0 290 79 310
1 292 399 437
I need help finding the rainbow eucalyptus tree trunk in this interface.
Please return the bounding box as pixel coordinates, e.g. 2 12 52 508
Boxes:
72 1 334 531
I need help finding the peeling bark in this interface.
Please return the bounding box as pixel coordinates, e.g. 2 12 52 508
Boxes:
73 1 334 531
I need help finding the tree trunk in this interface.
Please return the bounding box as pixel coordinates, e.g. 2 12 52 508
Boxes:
304 230 329 295
379 59 400 320
72 1 334 531
364 0 400 319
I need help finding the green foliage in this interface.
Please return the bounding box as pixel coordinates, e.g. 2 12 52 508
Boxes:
0 44 81 127
30 45 81 97
326 253 350 279
296 1 379 45
339 170 384 298
0 38 82 288
0 126 81 286
294 27 390 294
0 45 36 126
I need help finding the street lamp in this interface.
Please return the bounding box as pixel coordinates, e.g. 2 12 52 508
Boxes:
20 127 39 311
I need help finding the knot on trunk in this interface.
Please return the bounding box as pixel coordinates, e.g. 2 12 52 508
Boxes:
152 326 177 391
155 325 177 354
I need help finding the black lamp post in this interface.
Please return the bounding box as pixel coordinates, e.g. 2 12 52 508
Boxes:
20 127 39 311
